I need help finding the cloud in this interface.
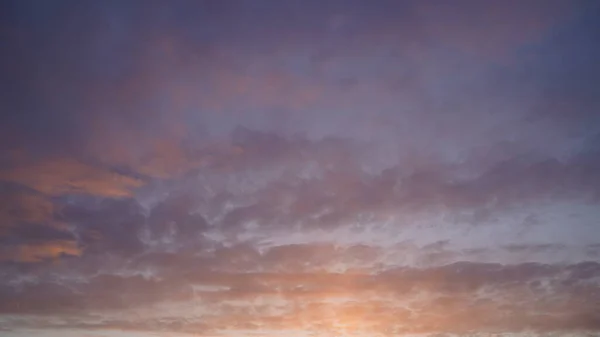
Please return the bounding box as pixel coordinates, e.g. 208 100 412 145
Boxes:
0 158 144 197
0 128 599 334
0 183 57 234
409 0 574 59
1 259 598 334
1 0 600 336
193 132 600 240
0 240 81 263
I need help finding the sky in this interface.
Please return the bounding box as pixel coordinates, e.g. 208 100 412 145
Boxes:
0 0 600 336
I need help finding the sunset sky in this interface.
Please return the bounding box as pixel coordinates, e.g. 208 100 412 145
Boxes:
1 0 600 336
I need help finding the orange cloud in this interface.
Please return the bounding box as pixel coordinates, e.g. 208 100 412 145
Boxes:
1 240 82 263
0 157 144 197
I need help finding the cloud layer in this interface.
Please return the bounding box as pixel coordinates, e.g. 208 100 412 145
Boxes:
1 1 600 336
